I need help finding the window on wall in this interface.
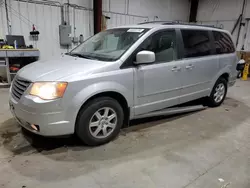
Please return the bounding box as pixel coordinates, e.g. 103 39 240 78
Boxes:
140 30 177 63
212 31 235 54
181 30 212 58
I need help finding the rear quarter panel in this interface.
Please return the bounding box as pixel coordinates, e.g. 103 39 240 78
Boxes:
210 53 237 93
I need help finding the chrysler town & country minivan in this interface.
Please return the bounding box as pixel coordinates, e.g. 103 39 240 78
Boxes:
9 22 237 145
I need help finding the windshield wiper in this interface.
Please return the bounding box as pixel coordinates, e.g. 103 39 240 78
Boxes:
68 53 96 60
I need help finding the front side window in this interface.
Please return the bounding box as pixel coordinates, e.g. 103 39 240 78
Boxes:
181 30 212 58
140 30 177 63
69 28 149 61
212 31 235 54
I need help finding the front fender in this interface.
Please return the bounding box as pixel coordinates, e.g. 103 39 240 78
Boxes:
62 68 134 127
64 81 133 127
73 81 132 109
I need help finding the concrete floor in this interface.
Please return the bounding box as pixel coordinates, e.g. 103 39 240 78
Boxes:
1 81 250 188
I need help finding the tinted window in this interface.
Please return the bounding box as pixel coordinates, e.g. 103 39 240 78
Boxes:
141 30 177 63
212 31 235 54
181 30 212 58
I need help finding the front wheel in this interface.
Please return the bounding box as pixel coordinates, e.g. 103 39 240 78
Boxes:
76 97 124 146
206 77 228 107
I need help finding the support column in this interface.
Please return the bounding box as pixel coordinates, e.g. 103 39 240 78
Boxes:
94 0 102 34
189 0 199 23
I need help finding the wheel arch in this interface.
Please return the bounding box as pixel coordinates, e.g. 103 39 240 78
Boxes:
220 73 230 82
75 91 130 130
210 70 230 96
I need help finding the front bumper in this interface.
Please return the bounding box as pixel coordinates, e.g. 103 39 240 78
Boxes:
9 94 75 136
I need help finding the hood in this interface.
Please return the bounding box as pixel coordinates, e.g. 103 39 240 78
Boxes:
17 55 107 82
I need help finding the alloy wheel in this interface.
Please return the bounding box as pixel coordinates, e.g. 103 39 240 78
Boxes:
214 83 225 103
89 107 117 139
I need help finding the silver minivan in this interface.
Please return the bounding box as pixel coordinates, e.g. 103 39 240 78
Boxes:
9 22 237 145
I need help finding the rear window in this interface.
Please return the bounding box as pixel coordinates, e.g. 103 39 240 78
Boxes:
181 30 213 58
212 31 235 54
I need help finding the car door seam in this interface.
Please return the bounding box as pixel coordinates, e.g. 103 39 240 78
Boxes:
138 87 182 98
135 95 180 108
181 81 211 89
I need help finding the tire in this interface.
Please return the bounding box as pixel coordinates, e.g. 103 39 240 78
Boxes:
206 77 228 107
76 97 124 146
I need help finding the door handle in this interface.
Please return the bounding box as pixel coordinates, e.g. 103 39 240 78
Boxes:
172 66 181 72
186 64 194 70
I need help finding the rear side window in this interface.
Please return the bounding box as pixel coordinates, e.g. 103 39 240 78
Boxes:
212 31 235 54
181 30 213 58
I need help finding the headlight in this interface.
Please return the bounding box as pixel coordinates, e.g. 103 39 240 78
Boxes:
30 82 68 100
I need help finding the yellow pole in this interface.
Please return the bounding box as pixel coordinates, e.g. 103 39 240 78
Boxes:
242 63 249 81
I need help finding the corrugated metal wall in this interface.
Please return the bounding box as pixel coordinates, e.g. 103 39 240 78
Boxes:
0 0 93 60
197 0 250 50
0 0 7 39
0 0 148 60
0 0 189 60
103 12 148 28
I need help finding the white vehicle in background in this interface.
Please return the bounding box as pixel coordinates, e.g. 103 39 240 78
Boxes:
9 21 237 146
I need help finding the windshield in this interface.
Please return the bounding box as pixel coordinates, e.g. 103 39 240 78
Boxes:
69 28 149 61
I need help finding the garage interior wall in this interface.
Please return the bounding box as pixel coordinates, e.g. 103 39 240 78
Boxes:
197 0 250 50
0 0 94 60
0 0 190 60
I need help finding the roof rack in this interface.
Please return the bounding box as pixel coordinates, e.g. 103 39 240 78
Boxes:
138 21 175 25
138 21 223 29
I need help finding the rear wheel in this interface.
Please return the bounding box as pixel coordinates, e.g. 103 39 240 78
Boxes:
206 77 228 107
76 97 124 146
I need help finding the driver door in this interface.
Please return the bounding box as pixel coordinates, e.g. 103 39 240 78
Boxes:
134 30 183 115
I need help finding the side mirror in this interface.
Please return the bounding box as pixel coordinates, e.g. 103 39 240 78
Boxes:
135 51 155 65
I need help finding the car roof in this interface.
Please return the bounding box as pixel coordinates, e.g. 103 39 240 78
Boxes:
113 21 230 34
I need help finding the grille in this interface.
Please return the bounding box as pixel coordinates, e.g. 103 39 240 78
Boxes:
11 77 31 100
